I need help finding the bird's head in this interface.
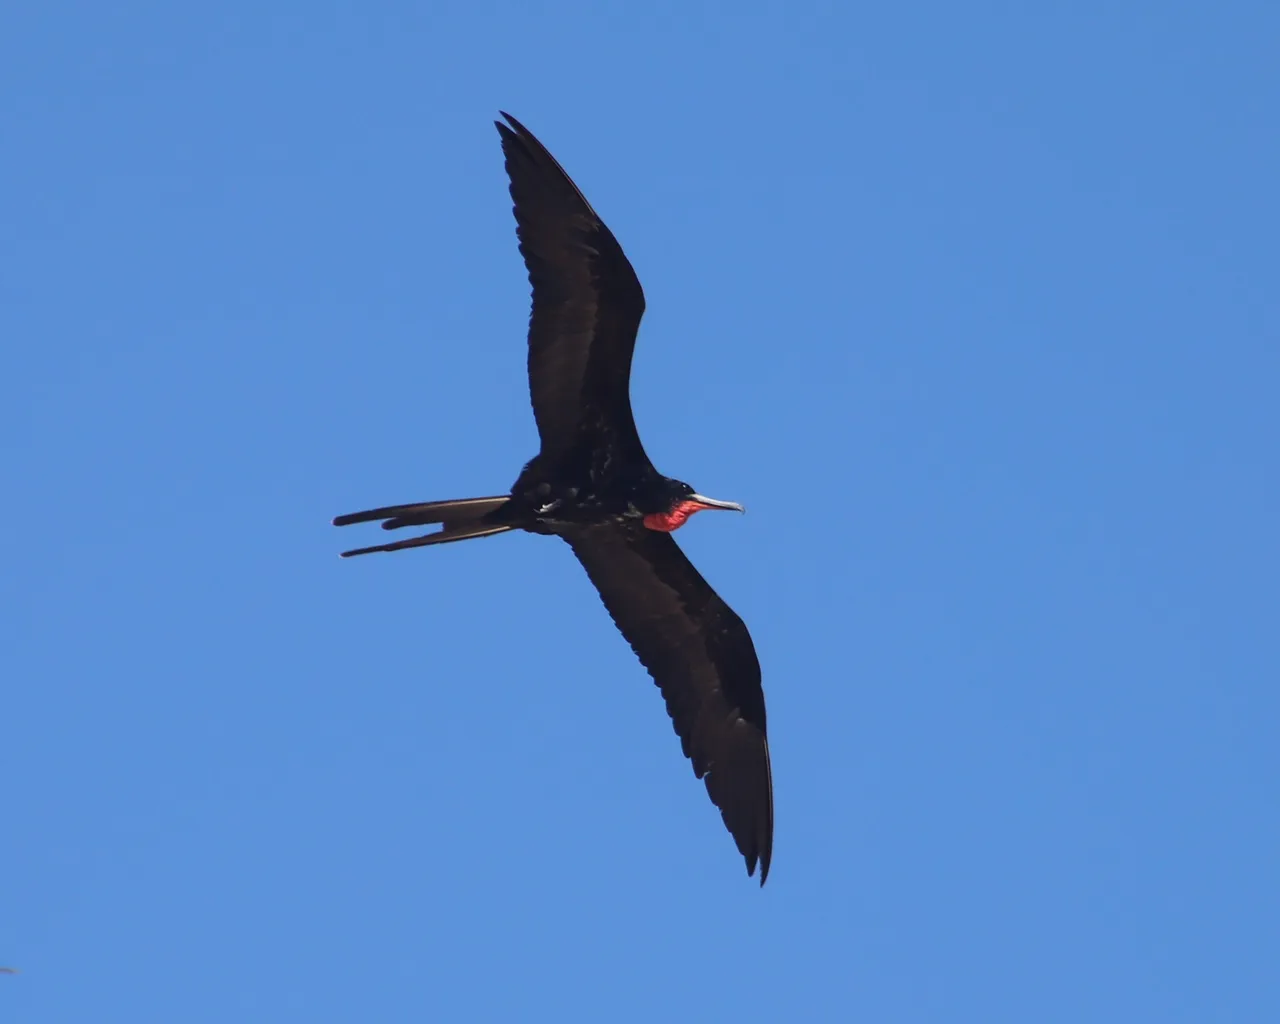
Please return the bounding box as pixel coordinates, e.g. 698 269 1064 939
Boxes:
641 479 745 533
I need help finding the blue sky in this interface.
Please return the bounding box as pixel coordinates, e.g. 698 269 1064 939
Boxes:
3 2 1277 1020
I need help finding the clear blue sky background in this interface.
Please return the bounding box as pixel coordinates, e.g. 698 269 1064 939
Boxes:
3 2 1277 1021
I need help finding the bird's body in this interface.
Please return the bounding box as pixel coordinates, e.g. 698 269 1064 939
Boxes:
335 113 773 883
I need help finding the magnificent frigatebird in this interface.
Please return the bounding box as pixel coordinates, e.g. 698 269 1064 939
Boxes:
334 113 773 884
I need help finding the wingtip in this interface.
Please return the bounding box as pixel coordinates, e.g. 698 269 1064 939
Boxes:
751 853 771 887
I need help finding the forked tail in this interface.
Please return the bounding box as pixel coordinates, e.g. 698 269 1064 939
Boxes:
332 495 513 557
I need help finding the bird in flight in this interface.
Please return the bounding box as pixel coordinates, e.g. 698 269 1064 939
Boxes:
334 113 773 884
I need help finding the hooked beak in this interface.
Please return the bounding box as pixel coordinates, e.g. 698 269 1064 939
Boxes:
689 493 746 513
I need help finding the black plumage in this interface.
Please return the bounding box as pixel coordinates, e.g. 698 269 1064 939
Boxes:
335 113 773 883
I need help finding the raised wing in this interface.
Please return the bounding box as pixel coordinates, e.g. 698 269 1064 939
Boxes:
565 523 773 883
496 113 650 464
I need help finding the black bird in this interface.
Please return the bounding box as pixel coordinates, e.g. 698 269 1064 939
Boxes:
335 113 773 884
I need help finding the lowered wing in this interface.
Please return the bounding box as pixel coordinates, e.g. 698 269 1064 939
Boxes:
565 522 773 883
